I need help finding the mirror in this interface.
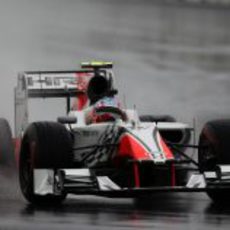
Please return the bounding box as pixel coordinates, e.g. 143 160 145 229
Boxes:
57 116 77 124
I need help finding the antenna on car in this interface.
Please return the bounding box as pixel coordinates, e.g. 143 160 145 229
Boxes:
81 61 113 70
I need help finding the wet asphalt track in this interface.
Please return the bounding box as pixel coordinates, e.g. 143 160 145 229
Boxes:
1 0 230 229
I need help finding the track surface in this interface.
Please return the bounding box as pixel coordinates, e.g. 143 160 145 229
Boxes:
1 0 230 229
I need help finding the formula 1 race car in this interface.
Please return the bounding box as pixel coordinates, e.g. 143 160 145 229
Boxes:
15 61 230 205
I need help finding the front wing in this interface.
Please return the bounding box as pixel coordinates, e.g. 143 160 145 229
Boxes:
34 165 230 197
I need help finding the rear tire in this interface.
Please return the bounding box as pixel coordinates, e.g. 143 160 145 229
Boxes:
199 119 230 203
19 122 73 205
0 118 14 166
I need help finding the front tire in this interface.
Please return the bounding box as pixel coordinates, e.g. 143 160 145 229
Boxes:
19 122 73 205
199 119 230 203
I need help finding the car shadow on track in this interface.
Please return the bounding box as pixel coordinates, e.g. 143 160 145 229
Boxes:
205 202 230 215
20 193 213 216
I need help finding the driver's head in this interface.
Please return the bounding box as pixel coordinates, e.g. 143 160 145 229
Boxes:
87 70 117 105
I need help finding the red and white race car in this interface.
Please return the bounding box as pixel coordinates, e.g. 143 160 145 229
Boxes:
15 62 230 205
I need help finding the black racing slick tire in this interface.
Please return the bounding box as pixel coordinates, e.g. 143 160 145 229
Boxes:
139 115 176 123
199 119 230 203
0 118 14 166
19 122 73 205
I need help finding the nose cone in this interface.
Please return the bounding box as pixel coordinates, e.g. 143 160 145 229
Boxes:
117 125 174 163
118 132 154 161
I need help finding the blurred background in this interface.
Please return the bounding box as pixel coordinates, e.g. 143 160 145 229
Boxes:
0 0 230 134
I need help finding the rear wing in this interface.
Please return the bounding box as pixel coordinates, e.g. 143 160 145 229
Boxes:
14 71 93 137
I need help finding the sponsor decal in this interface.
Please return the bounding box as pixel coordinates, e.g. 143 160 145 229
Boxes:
25 72 93 91
75 125 121 167
81 130 99 137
